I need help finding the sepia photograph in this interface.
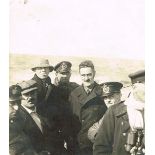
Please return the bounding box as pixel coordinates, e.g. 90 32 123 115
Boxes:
8 0 146 155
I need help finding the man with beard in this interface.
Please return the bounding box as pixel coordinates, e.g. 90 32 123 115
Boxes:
69 60 107 155
93 70 145 155
54 61 79 102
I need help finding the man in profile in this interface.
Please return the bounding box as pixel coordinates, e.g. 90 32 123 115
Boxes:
54 61 79 102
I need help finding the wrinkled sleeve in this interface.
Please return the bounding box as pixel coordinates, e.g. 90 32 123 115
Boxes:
88 116 104 143
93 107 115 155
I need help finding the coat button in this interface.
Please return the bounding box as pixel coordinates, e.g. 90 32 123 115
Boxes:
82 120 84 123
123 133 126 136
121 122 124 125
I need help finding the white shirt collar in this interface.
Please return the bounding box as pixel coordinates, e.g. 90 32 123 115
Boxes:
21 104 36 114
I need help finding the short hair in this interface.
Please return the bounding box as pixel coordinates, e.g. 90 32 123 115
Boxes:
79 60 95 70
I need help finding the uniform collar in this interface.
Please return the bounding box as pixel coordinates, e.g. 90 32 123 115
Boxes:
115 101 127 117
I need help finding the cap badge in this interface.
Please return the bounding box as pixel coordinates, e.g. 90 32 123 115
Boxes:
103 84 110 94
61 63 67 70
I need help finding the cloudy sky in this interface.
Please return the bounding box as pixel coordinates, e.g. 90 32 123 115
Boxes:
10 0 144 59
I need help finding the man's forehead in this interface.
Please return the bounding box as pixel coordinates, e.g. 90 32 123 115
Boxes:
80 67 94 74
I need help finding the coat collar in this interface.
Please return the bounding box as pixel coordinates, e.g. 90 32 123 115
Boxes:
20 106 45 135
76 82 102 96
115 101 127 117
32 74 51 86
76 82 102 107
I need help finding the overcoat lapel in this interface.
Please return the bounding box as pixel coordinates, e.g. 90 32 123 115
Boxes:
20 106 44 135
32 74 47 94
78 83 99 108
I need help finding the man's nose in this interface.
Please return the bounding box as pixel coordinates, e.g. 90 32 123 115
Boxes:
84 75 89 81
41 67 46 71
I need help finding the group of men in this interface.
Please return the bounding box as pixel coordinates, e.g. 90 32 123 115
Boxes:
9 58 145 155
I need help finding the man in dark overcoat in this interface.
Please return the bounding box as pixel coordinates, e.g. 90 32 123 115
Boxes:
31 59 76 154
53 61 79 152
17 80 55 155
93 70 145 155
69 60 107 155
31 58 55 114
9 84 37 155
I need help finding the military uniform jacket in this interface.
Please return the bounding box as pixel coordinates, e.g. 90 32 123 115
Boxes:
54 80 79 102
93 101 131 155
32 75 74 154
69 82 107 149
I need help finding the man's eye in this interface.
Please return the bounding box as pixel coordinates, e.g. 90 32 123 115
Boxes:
88 74 92 76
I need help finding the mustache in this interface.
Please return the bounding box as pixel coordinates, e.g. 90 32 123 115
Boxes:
27 98 35 103
85 79 91 82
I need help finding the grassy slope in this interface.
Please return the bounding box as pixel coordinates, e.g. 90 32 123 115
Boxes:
9 53 144 85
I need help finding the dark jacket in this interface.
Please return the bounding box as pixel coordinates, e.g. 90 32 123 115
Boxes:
93 101 131 155
10 106 70 155
32 74 52 104
32 74 62 115
69 82 107 149
32 74 76 154
9 114 37 155
18 106 53 153
54 80 79 102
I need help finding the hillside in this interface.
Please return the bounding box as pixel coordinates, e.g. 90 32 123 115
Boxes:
10 53 144 86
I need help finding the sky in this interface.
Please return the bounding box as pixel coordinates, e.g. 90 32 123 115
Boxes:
10 0 145 60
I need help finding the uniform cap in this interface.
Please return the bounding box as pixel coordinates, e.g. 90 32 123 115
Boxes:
54 61 72 73
18 80 37 94
100 82 123 97
31 58 53 72
128 70 145 84
9 85 22 101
